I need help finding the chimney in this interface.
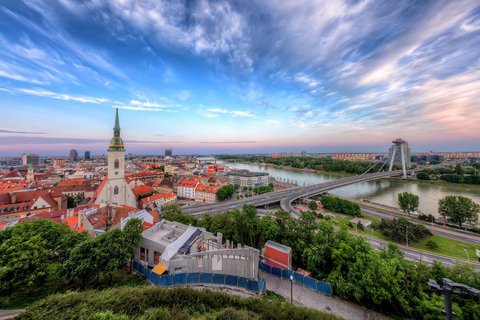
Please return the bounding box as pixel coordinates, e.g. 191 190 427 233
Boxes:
78 210 84 227
67 208 74 218
111 207 116 222
9 192 16 203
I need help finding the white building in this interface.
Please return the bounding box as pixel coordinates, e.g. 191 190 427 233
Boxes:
177 178 200 200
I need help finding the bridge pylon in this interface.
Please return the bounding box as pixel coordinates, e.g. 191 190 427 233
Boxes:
388 139 410 178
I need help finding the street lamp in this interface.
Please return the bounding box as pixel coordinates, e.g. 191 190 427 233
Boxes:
464 249 469 261
428 278 480 320
290 275 294 304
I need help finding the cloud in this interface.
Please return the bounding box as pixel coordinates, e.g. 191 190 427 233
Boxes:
5 88 109 104
266 120 281 125
130 100 168 108
204 114 219 118
0 129 46 134
177 90 191 101
200 141 257 144
206 108 253 118
208 108 229 113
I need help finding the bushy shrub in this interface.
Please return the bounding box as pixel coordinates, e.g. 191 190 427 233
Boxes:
378 218 432 244
426 240 438 249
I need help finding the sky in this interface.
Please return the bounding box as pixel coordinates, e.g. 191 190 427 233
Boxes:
1 0 480 156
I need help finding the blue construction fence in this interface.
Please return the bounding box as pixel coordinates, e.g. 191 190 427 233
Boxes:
133 261 267 295
259 261 331 296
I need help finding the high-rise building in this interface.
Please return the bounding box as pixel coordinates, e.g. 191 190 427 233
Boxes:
388 139 411 177
69 149 78 162
165 148 173 157
95 109 136 207
22 153 39 166
85 151 91 160
301 151 307 157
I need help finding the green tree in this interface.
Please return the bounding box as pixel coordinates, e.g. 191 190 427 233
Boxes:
438 195 480 228
455 164 464 175
308 200 318 211
417 171 431 180
397 192 420 216
0 235 52 298
216 185 234 201
122 218 144 273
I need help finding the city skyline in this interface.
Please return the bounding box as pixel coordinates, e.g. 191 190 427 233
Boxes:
1 0 480 156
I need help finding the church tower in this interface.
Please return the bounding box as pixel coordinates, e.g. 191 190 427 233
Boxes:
95 109 136 207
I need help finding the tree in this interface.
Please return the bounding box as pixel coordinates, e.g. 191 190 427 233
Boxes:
217 185 234 201
416 171 431 180
308 200 318 211
455 164 464 175
123 218 144 273
0 235 51 298
438 195 480 228
397 192 419 216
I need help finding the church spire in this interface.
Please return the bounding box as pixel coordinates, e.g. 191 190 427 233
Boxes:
108 108 125 151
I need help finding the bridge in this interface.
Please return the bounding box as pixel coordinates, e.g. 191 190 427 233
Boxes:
181 170 409 216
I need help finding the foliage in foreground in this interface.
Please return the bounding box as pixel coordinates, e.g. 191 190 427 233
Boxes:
165 205 480 319
18 286 342 320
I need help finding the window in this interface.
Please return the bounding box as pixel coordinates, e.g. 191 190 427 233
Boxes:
114 159 119 169
114 186 119 195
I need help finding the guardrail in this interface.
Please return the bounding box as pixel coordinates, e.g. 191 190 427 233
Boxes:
259 261 331 296
133 260 266 295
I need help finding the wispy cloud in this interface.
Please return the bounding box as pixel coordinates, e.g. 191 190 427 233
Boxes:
266 120 281 125
200 141 257 144
207 108 253 118
0 129 46 134
4 87 109 104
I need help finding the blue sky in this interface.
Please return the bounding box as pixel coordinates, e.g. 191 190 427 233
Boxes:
1 0 480 156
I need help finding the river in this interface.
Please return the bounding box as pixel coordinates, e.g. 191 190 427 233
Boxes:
222 162 480 217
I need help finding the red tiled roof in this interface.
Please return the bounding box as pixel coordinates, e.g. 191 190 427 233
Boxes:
85 205 140 229
139 193 165 206
132 186 156 197
177 179 199 188
196 184 219 194
63 216 83 232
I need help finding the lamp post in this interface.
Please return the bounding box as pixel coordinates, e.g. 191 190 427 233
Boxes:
290 275 294 304
428 278 480 320
464 249 469 261
406 225 408 247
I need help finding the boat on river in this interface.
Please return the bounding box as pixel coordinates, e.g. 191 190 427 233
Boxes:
300 169 317 173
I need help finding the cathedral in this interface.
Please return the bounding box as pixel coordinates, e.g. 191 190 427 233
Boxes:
94 109 136 207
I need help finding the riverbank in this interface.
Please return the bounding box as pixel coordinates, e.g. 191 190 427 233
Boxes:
402 178 480 190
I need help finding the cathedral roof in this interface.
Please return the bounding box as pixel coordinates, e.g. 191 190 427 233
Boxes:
108 108 125 151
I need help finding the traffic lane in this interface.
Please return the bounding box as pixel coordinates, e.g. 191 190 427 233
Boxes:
360 207 480 246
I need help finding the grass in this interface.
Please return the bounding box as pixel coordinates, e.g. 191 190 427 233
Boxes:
411 234 479 260
17 286 343 320
0 262 147 310
331 215 480 261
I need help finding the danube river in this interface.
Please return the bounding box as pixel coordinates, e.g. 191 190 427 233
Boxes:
223 162 480 217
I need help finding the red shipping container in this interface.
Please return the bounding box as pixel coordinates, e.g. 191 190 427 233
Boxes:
265 240 292 270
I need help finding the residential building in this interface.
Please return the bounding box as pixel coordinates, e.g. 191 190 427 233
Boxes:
0 190 67 219
177 178 200 200
301 151 307 157
79 204 141 237
152 178 175 195
69 149 78 162
139 193 165 210
195 184 219 203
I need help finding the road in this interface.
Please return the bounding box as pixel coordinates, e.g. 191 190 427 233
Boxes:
179 170 479 269
181 170 406 216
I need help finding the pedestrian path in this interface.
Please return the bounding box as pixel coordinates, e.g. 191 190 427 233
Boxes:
262 272 391 320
